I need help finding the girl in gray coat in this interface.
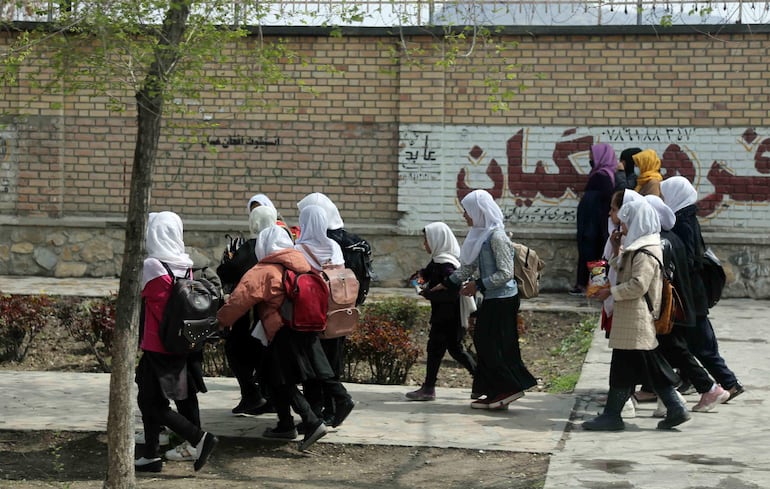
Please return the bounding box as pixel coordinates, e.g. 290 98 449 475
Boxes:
584 199 690 431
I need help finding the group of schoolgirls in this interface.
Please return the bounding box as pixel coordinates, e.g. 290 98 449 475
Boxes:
581 143 743 433
135 192 360 474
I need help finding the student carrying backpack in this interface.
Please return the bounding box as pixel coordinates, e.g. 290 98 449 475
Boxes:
159 262 222 354
328 228 373 306
297 192 375 306
137 211 219 474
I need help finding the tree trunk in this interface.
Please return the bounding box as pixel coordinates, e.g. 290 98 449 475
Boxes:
104 3 192 488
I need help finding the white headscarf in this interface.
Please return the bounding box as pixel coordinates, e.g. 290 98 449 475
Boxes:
618 199 660 249
645 194 676 231
424 222 461 268
660 176 698 213
249 206 278 239
603 188 645 254
297 192 345 230
602 189 649 316
142 211 193 287
247 193 275 213
294 204 344 270
459 190 504 265
255 225 295 261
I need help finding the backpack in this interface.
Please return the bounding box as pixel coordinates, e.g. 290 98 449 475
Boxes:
329 229 373 306
159 263 222 354
319 267 361 339
510 239 545 299
635 248 684 336
700 247 726 309
280 269 330 333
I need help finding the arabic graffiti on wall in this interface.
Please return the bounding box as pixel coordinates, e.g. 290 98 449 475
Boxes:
397 125 770 229
203 135 280 149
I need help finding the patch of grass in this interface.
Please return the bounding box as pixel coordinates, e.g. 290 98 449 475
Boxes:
543 316 598 393
549 372 582 393
552 316 597 357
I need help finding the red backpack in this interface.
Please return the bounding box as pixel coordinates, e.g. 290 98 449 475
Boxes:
280 269 329 333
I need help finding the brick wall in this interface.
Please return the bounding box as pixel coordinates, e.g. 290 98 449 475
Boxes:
2 26 770 296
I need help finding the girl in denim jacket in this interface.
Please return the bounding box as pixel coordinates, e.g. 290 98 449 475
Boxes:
437 190 537 410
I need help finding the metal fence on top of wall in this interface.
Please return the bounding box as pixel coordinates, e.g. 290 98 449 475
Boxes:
4 1 770 26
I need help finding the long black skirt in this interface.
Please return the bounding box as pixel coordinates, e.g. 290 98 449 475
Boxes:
473 295 537 397
609 348 680 390
264 326 334 387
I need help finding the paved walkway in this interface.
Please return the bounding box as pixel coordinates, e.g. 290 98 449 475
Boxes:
1 275 768 488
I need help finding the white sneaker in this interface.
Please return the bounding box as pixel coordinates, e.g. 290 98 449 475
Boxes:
653 398 667 418
654 390 688 418
135 429 170 446
621 396 637 418
165 441 197 461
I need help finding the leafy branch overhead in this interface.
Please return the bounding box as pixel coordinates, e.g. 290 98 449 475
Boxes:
1 1 308 123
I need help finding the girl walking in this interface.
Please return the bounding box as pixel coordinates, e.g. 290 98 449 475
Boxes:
405 222 477 401
436 190 537 410
135 211 218 472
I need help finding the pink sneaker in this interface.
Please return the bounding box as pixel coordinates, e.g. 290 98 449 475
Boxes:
692 385 730 412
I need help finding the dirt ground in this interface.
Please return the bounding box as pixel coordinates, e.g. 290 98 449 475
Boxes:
0 308 594 489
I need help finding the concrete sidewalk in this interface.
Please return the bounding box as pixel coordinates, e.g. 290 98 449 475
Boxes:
544 298 770 489
1 275 768 488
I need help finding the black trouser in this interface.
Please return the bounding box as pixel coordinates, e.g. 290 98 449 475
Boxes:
317 337 345 415
685 315 738 390
136 357 204 459
224 317 265 401
273 383 320 430
303 376 351 420
424 320 476 388
646 325 714 394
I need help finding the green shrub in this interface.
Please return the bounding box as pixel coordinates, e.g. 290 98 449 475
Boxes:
201 338 231 377
60 295 117 373
343 297 424 384
358 296 428 331
0 294 56 362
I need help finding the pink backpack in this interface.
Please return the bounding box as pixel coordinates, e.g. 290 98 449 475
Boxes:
320 267 360 339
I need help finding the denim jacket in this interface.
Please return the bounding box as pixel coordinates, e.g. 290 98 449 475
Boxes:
448 228 518 299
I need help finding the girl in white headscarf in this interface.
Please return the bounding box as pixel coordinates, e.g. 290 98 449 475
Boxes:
644 194 726 414
296 195 373 423
405 222 477 401
247 193 276 213
660 176 744 403
294 204 344 271
584 199 690 432
293 204 354 425
598 189 646 335
136 211 218 473
215 205 280 417
247 193 300 241
439 190 536 410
